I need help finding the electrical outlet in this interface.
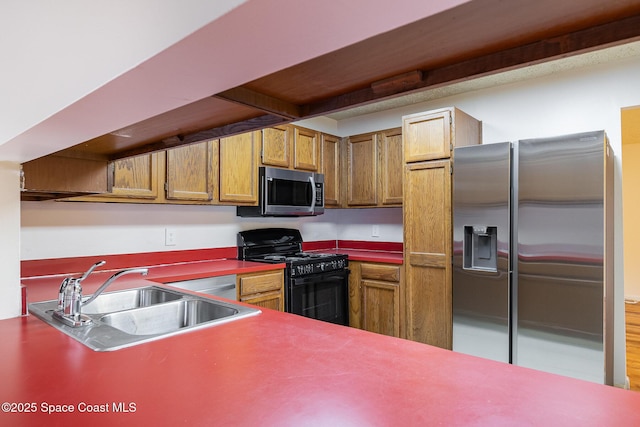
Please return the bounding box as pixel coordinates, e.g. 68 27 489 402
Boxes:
165 228 177 246
371 225 380 237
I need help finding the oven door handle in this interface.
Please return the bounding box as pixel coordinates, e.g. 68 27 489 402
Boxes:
291 270 349 286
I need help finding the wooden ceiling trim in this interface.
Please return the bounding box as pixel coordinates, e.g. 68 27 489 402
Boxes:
109 114 289 160
215 87 302 119
300 13 640 118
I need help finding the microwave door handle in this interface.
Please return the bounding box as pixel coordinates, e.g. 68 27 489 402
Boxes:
309 175 316 212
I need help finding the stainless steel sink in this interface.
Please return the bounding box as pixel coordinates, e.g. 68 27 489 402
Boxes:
28 286 261 351
100 298 239 335
81 286 183 314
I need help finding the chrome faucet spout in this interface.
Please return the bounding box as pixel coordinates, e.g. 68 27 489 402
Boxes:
53 261 148 327
82 268 149 307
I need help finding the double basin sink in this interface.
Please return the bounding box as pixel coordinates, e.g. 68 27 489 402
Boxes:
29 286 261 351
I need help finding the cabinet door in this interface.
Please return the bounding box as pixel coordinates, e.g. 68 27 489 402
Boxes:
293 127 320 171
360 263 402 338
347 133 378 206
348 261 362 329
379 128 403 206
219 131 259 204
165 141 214 202
241 292 284 311
403 160 452 349
403 109 451 162
321 133 341 207
111 153 159 199
361 279 401 338
238 270 285 312
261 125 291 168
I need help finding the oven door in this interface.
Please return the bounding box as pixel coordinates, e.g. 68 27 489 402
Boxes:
288 269 349 326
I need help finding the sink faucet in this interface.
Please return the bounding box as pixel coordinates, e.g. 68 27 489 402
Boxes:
53 261 148 327
82 267 149 306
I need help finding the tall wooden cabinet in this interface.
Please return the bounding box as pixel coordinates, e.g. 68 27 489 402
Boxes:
402 107 481 349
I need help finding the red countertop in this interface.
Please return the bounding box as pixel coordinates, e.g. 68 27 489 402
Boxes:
21 259 286 304
3 288 640 426
9 251 640 425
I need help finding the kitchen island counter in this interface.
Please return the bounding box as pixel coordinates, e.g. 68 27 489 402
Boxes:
3 273 640 425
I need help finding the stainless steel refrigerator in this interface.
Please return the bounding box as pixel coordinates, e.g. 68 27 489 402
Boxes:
452 130 614 385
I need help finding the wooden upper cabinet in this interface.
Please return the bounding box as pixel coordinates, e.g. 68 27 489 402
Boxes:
219 131 260 205
379 128 403 206
261 125 321 172
403 109 451 162
165 141 215 202
21 155 111 200
321 133 341 207
111 153 158 199
347 132 378 206
293 126 320 171
403 107 482 162
261 125 291 168
345 127 402 207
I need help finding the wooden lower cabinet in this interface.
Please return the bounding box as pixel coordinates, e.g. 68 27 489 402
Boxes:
237 269 284 312
349 261 403 338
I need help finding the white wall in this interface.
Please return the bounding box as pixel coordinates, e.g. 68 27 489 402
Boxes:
20 202 344 260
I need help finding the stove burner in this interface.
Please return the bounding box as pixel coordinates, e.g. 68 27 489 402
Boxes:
263 255 287 261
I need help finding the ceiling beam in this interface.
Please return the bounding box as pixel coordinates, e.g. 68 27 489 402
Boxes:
301 13 640 117
109 114 288 160
215 87 302 119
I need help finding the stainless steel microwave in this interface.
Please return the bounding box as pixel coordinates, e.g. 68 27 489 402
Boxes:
237 167 324 217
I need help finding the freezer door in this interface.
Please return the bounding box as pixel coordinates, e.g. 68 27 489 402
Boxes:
515 131 607 384
452 142 511 363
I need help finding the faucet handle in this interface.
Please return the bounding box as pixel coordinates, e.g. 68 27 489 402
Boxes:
77 260 106 283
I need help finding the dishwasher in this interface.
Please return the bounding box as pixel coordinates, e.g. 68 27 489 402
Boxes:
166 274 237 300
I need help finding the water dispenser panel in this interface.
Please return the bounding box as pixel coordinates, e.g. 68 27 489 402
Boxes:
463 225 498 272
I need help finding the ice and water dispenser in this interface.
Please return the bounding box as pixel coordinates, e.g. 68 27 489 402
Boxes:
463 226 498 272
